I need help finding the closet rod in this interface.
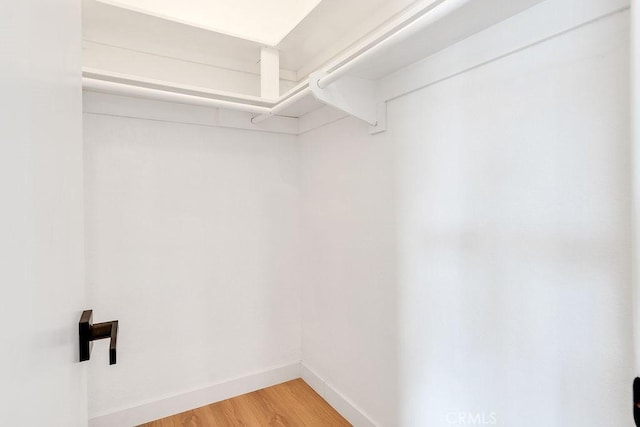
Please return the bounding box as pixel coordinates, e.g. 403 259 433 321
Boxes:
316 0 471 89
83 78 272 115
250 86 312 124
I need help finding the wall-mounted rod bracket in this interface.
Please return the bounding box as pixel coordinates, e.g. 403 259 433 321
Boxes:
79 310 118 365
309 71 386 134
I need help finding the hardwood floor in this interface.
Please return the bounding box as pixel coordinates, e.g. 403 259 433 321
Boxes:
138 379 351 427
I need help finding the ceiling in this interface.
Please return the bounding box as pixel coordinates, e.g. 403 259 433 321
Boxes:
95 0 324 46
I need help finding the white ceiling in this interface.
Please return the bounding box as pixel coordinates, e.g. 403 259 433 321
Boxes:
96 0 323 46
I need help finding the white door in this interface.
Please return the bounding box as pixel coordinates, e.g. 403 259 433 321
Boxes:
0 1 87 426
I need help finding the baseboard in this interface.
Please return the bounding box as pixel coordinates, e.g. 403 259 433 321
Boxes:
300 362 378 427
88 362 301 427
89 361 375 427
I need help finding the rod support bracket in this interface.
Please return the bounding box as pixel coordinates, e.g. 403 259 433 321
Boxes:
310 71 386 134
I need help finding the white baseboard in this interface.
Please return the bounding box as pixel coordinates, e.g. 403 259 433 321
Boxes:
300 362 378 427
89 362 301 427
89 361 375 427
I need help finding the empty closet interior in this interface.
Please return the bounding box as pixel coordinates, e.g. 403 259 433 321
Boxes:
80 0 633 425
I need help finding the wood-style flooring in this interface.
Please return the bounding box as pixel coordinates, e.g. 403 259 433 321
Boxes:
138 379 351 427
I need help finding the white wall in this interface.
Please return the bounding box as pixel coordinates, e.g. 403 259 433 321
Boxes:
0 1 87 426
394 9 631 426
298 118 397 426
299 5 632 427
83 99 301 419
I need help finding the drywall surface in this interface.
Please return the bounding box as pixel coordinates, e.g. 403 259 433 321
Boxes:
83 107 301 418
298 119 398 426
393 9 631 426
0 1 87 426
299 7 632 427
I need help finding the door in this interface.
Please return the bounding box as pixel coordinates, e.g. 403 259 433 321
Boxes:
0 1 86 426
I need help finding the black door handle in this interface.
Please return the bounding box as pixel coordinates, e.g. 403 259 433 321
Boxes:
79 310 118 365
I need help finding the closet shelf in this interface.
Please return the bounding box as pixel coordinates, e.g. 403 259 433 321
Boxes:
82 0 543 127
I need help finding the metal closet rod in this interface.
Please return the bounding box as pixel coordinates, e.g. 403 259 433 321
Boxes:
250 86 312 124
316 0 470 89
82 77 272 115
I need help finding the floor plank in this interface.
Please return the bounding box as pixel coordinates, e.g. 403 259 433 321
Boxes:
139 379 351 427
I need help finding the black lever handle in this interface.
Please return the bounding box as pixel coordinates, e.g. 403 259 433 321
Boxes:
79 310 118 365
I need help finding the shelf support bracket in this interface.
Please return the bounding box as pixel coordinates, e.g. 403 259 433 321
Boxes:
309 70 386 134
